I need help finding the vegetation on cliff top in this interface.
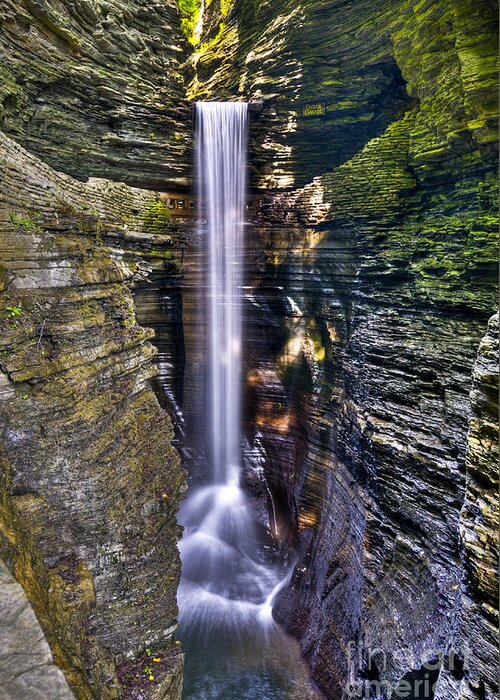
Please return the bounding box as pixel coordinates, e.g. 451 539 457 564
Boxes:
177 0 202 45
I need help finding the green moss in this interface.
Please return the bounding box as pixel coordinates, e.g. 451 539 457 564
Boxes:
197 22 229 58
0 66 26 120
177 0 202 45
142 198 172 233
9 212 43 233
220 0 232 17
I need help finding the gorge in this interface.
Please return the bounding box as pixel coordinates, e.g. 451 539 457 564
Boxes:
0 1 498 700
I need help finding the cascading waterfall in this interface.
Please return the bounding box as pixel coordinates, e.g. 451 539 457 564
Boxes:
204 102 245 485
177 102 321 700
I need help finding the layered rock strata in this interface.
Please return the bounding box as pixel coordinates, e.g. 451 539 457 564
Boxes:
188 0 499 698
0 1 498 699
436 314 499 700
0 131 185 699
0 0 191 189
0 2 193 698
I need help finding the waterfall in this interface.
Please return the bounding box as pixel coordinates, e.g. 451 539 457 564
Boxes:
177 102 321 700
198 102 247 484
179 102 277 624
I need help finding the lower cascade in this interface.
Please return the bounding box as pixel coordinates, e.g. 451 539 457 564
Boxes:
176 102 320 699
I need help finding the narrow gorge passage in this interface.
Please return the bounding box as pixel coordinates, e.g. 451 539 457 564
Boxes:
176 102 320 700
0 2 497 699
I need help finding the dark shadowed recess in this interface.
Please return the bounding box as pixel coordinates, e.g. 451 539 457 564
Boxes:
289 60 413 186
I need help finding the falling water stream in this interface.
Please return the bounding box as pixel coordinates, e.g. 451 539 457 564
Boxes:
176 103 321 700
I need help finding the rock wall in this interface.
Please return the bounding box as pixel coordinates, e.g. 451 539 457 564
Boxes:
0 0 191 189
436 313 499 700
189 0 499 698
0 2 194 698
0 131 185 699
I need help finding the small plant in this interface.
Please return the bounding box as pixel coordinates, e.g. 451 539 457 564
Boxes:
220 0 232 17
177 0 201 45
5 306 22 317
144 665 154 681
142 197 172 233
9 212 42 232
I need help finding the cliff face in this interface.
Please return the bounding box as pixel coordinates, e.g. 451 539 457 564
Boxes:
0 0 191 188
189 1 499 698
0 1 498 700
436 313 499 700
0 1 191 698
0 131 186 699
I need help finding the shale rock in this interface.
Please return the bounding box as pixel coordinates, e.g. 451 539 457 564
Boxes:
435 314 499 700
0 0 191 189
0 131 185 699
190 0 499 697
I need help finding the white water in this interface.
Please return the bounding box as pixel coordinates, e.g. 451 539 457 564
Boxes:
177 102 321 700
203 101 246 485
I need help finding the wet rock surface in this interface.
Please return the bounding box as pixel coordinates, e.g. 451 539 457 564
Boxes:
435 314 499 700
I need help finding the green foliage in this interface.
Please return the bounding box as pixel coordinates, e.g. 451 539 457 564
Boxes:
220 0 232 17
198 22 228 56
9 211 42 233
142 648 162 681
5 306 22 318
177 0 201 45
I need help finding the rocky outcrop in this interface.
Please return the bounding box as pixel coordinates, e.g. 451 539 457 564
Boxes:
0 2 193 698
0 131 185 699
0 0 191 189
436 314 499 700
0 558 74 699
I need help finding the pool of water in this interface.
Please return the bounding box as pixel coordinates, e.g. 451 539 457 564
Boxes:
179 614 323 700
176 480 323 700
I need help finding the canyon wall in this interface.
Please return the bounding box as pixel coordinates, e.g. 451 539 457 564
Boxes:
0 1 191 698
0 0 191 188
191 0 499 698
0 1 498 699
0 131 186 700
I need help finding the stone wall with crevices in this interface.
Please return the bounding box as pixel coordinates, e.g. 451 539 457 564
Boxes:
0 1 498 698
0 0 192 189
190 0 499 697
0 132 185 698
0 1 193 697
